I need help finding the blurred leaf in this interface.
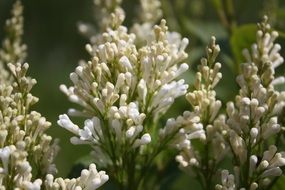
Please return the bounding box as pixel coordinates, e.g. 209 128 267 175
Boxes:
211 0 222 11
67 163 85 178
276 7 285 18
188 46 204 66
75 154 94 167
277 30 285 39
183 20 228 43
169 173 202 190
230 24 257 67
220 52 235 73
271 175 285 190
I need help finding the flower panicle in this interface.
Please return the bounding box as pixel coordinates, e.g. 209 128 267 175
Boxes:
217 16 285 189
0 1 108 189
160 37 228 190
0 0 27 66
59 4 189 187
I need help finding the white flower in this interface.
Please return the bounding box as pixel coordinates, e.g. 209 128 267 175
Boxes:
21 179 42 190
44 163 108 190
0 146 14 174
215 170 236 190
57 114 80 135
133 133 151 148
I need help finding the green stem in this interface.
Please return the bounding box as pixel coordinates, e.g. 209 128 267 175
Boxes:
203 142 215 190
267 176 280 190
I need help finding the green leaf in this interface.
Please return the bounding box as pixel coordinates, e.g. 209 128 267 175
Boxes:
211 0 222 11
271 175 285 190
220 52 235 74
183 20 228 43
277 30 285 39
230 24 257 69
74 154 94 166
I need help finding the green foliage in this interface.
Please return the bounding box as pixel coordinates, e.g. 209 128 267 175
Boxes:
271 176 285 190
230 24 257 70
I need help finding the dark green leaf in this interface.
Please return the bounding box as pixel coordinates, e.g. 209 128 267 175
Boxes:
183 20 228 44
230 24 257 69
271 175 285 190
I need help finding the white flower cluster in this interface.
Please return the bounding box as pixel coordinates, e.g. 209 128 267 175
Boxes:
131 0 162 45
60 20 189 142
45 164 109 190
0 2 58 188
242 16 284 87
76 2 285 188
160 37 228 188
79 0 163 47
216 146 285 190
0 143 108 190
0 1 26 83
138 0 162 24
78 0 124 44
216 170 237 190
0 1 27 65
59 3 189 187
0 1 108 189
217 16 285 189
4 0 285 189
94 0 125 32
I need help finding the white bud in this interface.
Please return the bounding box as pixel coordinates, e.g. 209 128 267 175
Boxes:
141 133 151 144
132 133 151 148
119 56 132 70
261 167 282 178
58 114 79 135
86 44 93 54
250 128 258 139
126 127 135 138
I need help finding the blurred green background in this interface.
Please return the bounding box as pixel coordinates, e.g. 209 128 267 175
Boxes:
1 0 285 189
